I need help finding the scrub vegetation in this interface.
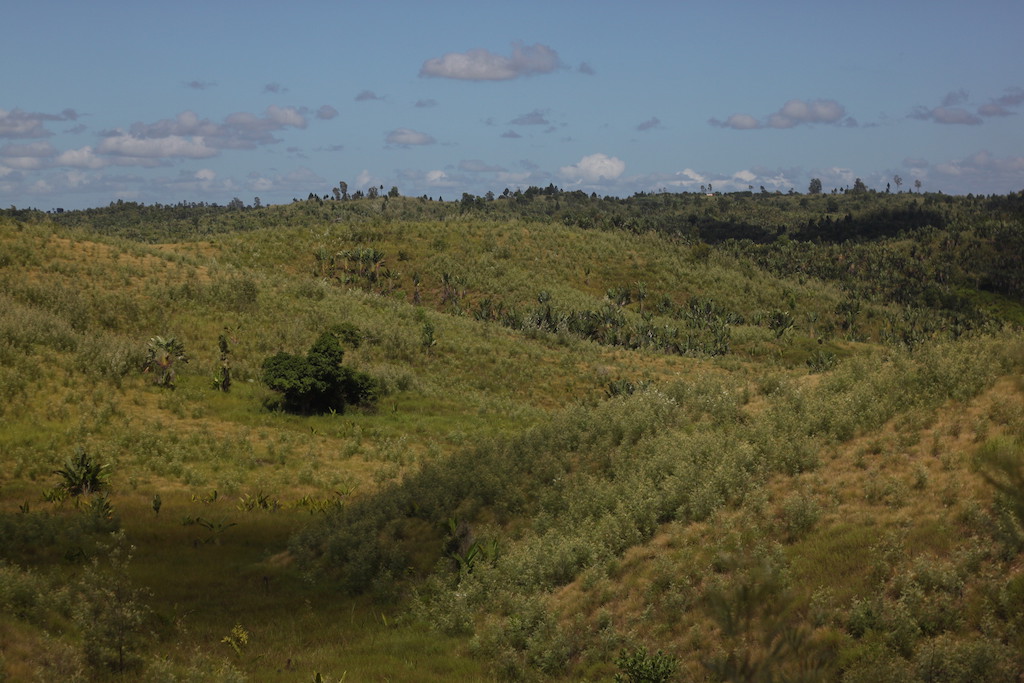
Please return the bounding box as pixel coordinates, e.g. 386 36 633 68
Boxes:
1 186 1023 681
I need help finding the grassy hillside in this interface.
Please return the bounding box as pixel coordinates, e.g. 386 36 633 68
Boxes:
1 191 1022 681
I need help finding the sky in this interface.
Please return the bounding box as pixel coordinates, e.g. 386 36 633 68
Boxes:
2 0 1023 210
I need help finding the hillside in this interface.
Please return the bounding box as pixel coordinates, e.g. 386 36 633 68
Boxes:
1 190 1023 681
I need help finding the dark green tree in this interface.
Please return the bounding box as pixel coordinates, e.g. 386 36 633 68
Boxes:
808 178 823 195
261 331 378 414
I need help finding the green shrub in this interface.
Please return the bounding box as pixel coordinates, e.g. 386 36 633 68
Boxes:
261 330 379 414
52 447 109 498
914 634 1016 683
614 646 679 683
779 493 821 541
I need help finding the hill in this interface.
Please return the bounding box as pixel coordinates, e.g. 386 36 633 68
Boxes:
1 190 1023 681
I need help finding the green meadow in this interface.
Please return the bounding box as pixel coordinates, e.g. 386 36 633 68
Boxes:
1 188 1022 681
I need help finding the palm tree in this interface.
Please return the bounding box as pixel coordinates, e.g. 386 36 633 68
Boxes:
143 336 188 388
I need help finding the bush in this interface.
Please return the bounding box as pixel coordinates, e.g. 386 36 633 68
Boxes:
614 646 679 683
261 330 378 414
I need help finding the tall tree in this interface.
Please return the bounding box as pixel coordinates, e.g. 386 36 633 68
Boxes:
808 178 823 195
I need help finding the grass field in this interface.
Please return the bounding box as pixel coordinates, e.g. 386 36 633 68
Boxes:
1 192 1023 681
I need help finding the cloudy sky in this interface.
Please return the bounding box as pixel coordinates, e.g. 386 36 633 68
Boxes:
2 0 1023 209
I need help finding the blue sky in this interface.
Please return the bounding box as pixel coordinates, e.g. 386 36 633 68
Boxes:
2 0 1023 209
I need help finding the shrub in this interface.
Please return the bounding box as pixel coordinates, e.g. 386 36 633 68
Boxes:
261 330 378 414
53 447 109 498
143 336 188 389
614 646 679 683
779 493 821 542
74 531 152 674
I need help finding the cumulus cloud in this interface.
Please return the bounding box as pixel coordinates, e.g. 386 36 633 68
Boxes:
263 82 287 94
424 169 458 187
5 105 323 175
355 90 384 101
415 99 438 108
710 99 851 130
316 105 338 120
559 153 625 183
0 108 78 139
124 106 309 151
909 105 981 125
931 150 1024 191
501 130 522 139
0 141 57 159
386 128 436 146
509 109 549 126
979 86 1024 117
577 62 595 76
767 99 848 128
53 147 107 169
97 133 218 159
709 113 761 130
419 42 562 81
909 87 1024 124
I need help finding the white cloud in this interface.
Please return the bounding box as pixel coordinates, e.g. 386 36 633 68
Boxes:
0 108 78 139
0 141 57 158
194 168 216 181
97 133 217 159
386 128 436 146
54 146 108 169
767 99 847 128
711 99 850 130
559 153 625 183
128 107 310 151
419 42 562 81
424 169 458 187
266 105 307 128
931 150 1024 192
909 87 1024 124
910 105 981 125
249 176 274 192
709 114 760 130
